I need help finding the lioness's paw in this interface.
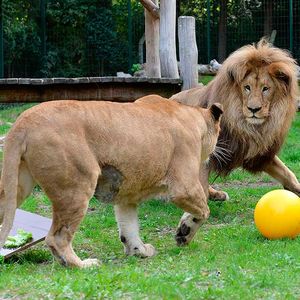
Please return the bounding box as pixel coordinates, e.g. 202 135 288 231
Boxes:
175 214 201 246
175 223 190 246
142 243 156 257
81 258 100 268
126 243 156 258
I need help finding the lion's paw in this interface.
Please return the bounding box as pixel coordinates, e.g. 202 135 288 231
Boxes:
81 258 100 268
209 190 229 201
291 184 300 197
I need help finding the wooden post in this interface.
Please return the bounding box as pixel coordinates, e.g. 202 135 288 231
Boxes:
144 0 161 77
178 16 198 90
159 0 179 78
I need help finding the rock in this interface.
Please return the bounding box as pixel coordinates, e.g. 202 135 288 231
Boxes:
133 70 147 77
116 72 132 78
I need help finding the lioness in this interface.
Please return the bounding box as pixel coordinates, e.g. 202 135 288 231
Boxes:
0 95 222 268
172 39 300 201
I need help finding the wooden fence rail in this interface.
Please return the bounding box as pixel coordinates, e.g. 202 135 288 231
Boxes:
0 77 182 103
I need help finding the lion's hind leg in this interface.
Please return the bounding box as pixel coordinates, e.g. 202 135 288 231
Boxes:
114 203 156 258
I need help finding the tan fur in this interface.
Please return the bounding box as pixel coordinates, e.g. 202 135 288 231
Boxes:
0 95 222 267
172 40 300 199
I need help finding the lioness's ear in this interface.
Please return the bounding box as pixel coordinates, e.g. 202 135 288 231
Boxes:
210 103 223 121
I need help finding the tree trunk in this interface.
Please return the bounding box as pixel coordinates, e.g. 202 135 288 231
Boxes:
263 0 273 36
159 0 179 78
178 16 198 90
218 0 227 63
145 0 161 77
138 34 145 64
140 0 160 19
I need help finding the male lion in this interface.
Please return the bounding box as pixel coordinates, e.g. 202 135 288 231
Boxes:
172 40 300 202
0 95 223 268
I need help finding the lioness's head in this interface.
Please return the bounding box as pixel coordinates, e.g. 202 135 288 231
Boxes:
201 103 223 160
223 39 298 125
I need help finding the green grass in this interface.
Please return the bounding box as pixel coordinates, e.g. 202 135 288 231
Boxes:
0 104 300 299
199 75 214 85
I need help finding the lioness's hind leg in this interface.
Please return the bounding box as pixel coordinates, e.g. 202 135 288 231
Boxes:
46 192 99 268
114 204 156 258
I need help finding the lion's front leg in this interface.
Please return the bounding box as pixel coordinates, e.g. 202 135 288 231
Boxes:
200 161 229 201
114 203 156 258
208 186 229 201
263 156 300 196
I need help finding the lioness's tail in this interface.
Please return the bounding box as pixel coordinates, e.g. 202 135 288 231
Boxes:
0 133 25 249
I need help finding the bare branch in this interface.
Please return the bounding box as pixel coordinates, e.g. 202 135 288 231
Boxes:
140 0 160 19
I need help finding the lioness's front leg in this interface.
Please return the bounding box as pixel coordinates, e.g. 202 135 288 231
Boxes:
263 155 300 196
172 183 210 246
114 203 156 257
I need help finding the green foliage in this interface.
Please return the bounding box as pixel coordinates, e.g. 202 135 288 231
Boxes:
130 63 142 73
3 0 41 77
3 0 143 77
2 0 298 76
4 230 33 249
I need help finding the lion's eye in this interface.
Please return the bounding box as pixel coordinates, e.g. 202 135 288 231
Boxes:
262 86 269 92
244 85 251 92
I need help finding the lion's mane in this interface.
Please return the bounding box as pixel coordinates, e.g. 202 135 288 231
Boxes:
172 40 298 175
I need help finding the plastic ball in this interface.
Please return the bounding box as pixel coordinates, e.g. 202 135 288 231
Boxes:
254 189 300 239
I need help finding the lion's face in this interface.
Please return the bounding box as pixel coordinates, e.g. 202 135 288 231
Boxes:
240 69 275 125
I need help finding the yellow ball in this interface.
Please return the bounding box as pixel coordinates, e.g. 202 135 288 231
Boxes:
254 189 300 239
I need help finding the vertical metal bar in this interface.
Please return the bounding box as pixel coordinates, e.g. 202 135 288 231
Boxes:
206 0 211 62
289 0 293 52
0 0 4 78
40 0 46 64
128 0 133 72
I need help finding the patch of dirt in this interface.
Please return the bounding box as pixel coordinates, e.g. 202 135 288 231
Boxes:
212 180 278 189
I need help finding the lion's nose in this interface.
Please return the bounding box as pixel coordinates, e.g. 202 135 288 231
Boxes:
247 106 262 113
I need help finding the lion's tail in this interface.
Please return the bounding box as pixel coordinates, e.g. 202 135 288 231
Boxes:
0 132 25 249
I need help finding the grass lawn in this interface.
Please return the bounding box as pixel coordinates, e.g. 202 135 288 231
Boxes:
0 104 300 299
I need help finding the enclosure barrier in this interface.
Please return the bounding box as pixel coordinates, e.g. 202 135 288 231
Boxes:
0 77 181 103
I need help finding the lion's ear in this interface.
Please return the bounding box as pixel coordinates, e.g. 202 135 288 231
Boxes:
268 62 291 89
210 103 223 121
226 63 251 84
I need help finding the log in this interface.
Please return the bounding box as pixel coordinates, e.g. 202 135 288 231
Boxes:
178 16 198 90
159 0 179 78
145 0 161 78
140 0 159 19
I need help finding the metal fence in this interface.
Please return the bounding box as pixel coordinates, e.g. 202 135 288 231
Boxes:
0 0 298 78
